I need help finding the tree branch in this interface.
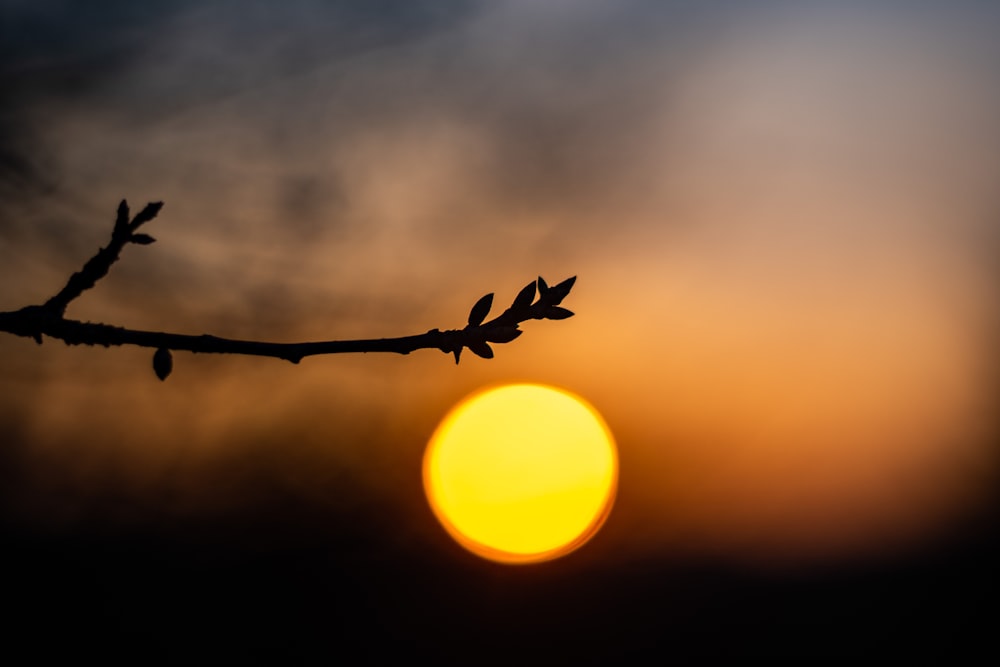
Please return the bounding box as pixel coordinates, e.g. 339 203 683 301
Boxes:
0 200 576 380
43 200 163 316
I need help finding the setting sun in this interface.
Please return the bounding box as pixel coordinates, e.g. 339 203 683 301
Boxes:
423 384 618 564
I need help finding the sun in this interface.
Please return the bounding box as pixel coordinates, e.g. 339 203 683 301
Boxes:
423 383 618 564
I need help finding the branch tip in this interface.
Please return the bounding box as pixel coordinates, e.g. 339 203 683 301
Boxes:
130 202 164 230
114 200 130 235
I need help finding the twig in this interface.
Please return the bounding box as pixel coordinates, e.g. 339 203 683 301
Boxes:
0 200 576 380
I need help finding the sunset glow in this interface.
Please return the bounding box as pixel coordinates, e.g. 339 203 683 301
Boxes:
4 1 1000 660
423 384 617 563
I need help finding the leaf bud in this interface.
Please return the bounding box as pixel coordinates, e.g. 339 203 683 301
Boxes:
153 347 173 381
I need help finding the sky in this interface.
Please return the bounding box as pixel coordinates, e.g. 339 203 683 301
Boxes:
2 0 999 660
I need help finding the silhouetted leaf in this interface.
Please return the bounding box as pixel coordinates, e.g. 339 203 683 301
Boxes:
547 276 576 305
153 347 173 381
130 234 156 245
467 339 494 359
467 293 494 327
130 201 164 229
484 326 522 343
544 306 574 320
114 200 130 235
511 281 536 311
537 276 549 299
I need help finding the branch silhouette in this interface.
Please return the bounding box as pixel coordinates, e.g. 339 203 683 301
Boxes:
0 200 576 380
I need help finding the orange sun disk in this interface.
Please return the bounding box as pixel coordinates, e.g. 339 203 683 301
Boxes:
423 384 618 564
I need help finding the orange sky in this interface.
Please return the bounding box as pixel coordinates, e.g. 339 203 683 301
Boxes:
1 1 998 565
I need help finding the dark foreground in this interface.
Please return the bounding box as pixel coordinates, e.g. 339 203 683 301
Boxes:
3 479 996 665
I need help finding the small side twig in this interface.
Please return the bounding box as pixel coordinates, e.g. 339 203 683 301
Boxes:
43 200 163 316
0 200 576 380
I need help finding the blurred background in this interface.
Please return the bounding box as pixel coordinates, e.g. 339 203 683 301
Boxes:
1 0 998 660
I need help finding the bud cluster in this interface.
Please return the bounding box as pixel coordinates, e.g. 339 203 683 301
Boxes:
448 275 576 364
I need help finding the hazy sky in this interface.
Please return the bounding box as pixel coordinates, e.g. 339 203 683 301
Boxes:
2 0 999 566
